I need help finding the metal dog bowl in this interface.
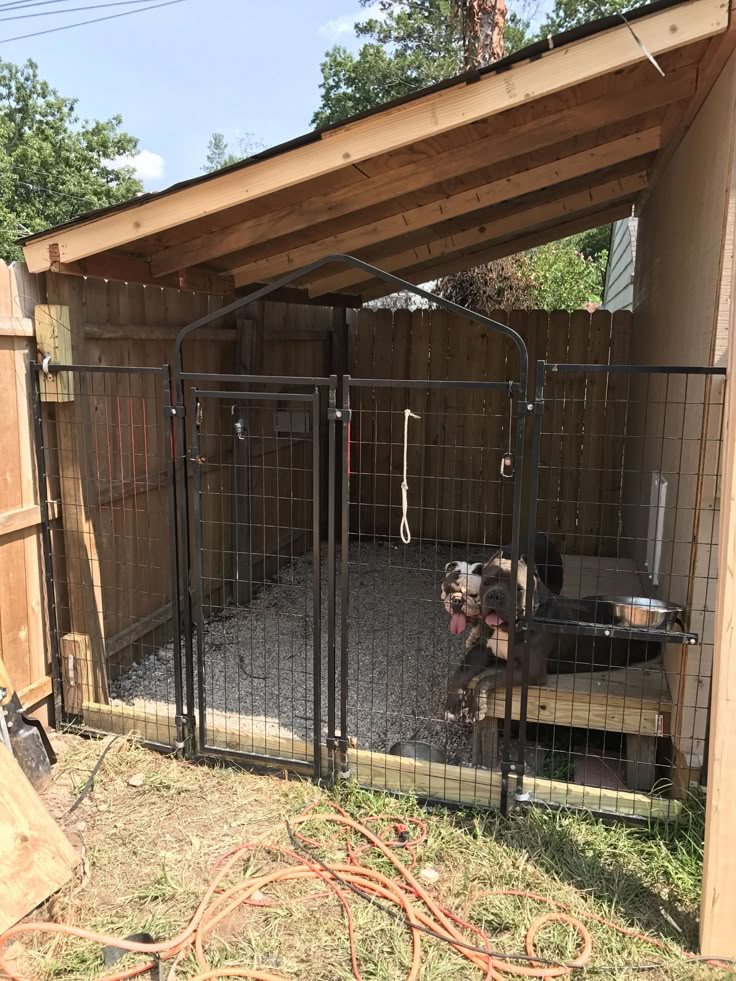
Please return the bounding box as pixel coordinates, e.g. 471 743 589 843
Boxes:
388 741 446 764
592 596 684 630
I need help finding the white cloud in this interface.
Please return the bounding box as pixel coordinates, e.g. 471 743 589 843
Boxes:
110 149 165 183
318 13 356 37
318 3 387 40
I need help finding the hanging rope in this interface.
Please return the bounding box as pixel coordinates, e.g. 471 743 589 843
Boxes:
400 409 420 545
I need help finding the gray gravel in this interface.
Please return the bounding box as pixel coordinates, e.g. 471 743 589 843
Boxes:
110 540 477 764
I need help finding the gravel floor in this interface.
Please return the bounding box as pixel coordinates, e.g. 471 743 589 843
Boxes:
111 540 477 764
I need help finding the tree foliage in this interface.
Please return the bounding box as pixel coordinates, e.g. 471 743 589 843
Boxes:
0 59 143 262
437 236 609 312
311 1 626 309
311 1 644 129
537 0 639 37
203 131 264 173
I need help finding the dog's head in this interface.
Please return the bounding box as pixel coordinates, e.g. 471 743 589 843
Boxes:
479 551 546 631
441 561 483 634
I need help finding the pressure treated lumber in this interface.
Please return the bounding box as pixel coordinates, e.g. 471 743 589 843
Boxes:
0 743 79 932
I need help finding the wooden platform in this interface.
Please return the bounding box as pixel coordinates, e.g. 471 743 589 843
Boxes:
474 661 672 738
471 554 675 792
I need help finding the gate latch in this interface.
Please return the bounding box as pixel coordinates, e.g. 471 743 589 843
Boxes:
500 453 514 478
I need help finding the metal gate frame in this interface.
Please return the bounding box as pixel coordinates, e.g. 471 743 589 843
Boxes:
182 377 335 777
170 254 530 810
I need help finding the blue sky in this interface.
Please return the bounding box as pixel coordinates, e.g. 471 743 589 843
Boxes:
0 0 375 190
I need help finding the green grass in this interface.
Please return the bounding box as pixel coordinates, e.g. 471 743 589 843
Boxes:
18 736 731 981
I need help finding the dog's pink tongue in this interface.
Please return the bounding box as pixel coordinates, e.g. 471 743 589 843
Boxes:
449 612 467 634
485 612 505 627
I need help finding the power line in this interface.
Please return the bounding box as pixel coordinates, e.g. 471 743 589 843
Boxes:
0 0 189 42
0 0 112 12
0 1 157 23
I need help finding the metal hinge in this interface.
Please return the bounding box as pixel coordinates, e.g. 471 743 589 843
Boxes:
165 404 184 417
500 759 526 778
328 406 351 423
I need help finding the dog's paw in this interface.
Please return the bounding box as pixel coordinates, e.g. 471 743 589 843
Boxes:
444 693 465 723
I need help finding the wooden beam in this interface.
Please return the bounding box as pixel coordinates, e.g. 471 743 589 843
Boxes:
639 22 736 213
153 66 697 278
41 304 110 705
701 76 736 949
0 317 34 338
308 170 648 297
234 284 362 308
0 501 60 538
80 699 677 818
18 676 53 709
23 0 725 272
360 202 633 299
50 254 233 295
230 128 661 287
0 743 80 933
83 323 239 342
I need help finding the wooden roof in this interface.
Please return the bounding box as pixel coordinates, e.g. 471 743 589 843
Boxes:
21 0 735 303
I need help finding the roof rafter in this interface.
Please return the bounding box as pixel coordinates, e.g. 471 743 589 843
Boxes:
229 127 661 287
306 169 649 296
150 63 696 278
359 202 633 299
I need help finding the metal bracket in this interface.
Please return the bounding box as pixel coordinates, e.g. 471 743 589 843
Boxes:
328 406 351 423
165 404 184 417
518 399 542 414
500 759 526 778
174 714 195 756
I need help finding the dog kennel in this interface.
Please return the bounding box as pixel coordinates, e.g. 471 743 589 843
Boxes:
26 254 721 825
16 0 734 855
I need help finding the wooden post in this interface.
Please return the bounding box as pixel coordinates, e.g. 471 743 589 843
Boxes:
35 304 109 706
701 244 736 953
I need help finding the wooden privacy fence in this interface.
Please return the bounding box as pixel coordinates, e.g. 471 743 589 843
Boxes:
0 263 50 719
348 307 632 552
0 259 632 718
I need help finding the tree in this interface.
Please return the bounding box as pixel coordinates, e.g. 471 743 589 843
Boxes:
203 131 264 173
311 1 628 308
537 0 641 37
437 237 609 312
0 59 143 262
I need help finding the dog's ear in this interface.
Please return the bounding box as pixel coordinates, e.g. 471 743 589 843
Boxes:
444 561 459 574
469 563 483 576
483 549 504 572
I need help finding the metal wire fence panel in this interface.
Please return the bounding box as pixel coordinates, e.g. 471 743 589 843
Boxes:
339 375 524 807
31 346 722 823
511 363 724 817
179 378 335 777
32 363 181 750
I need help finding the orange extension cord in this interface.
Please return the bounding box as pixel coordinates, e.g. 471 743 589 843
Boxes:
0 802 728 981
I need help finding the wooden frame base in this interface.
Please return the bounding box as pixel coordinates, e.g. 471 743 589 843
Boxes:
81 701 678 820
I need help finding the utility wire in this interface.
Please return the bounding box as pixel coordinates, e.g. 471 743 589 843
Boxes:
0 0 126 12
0 0 157 24
0 0 189 42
